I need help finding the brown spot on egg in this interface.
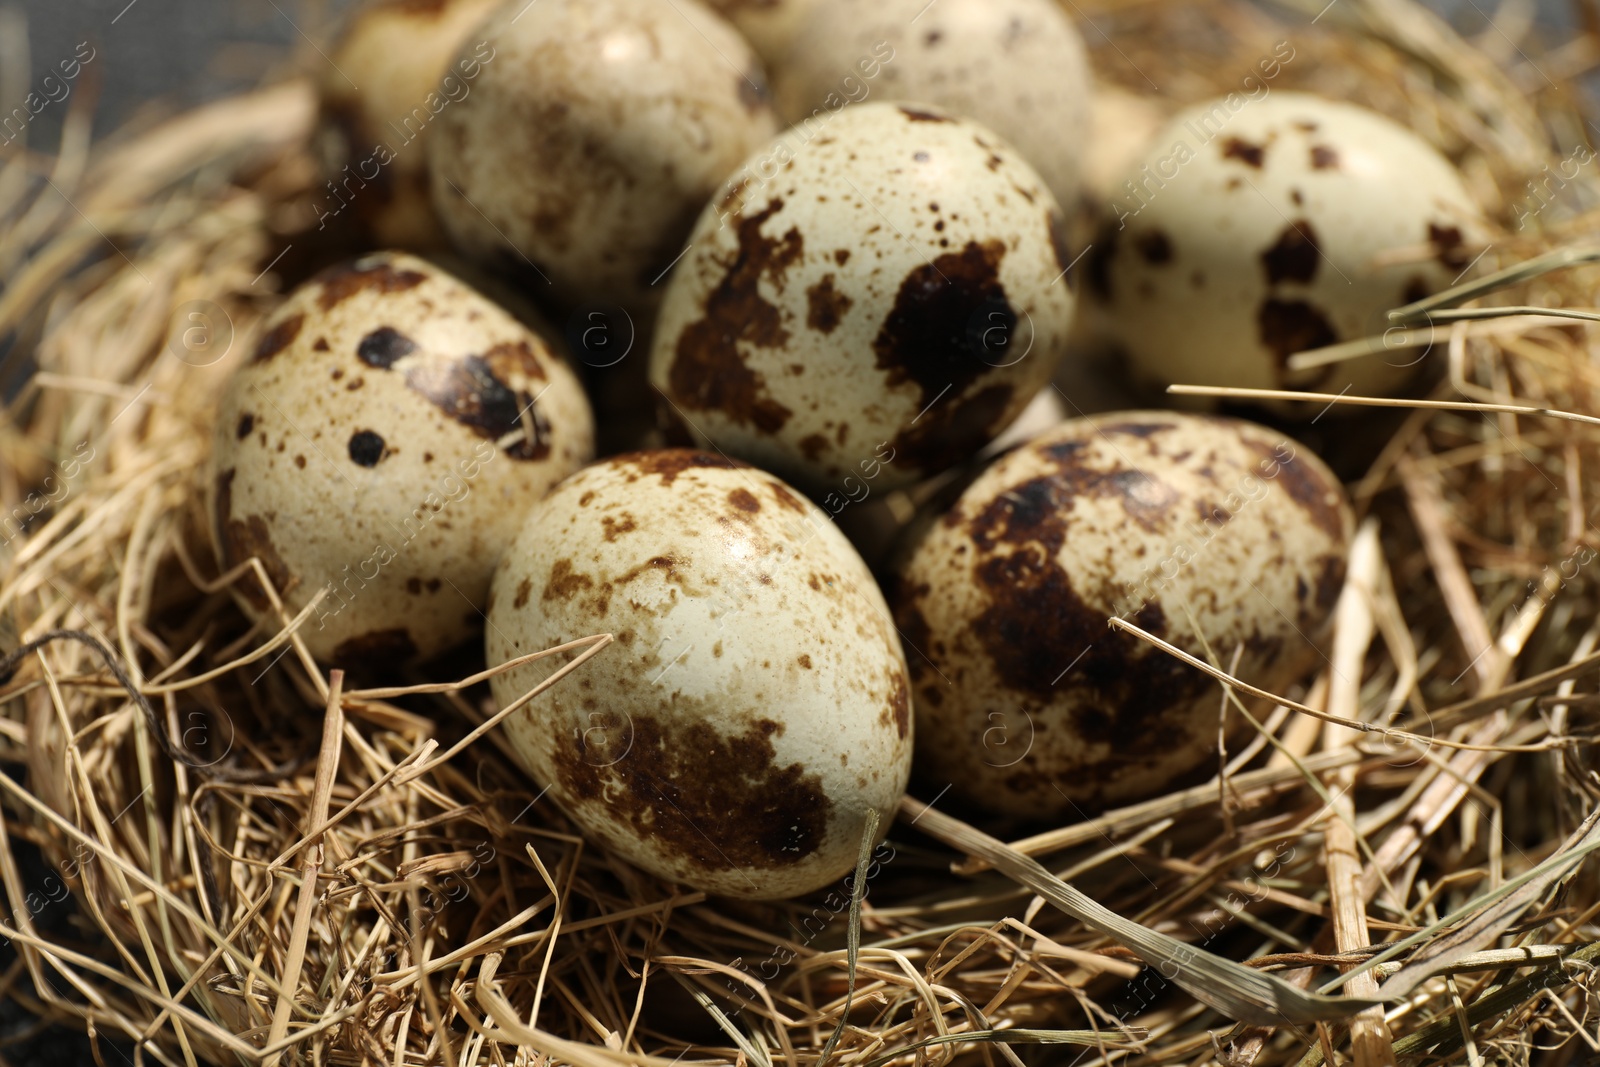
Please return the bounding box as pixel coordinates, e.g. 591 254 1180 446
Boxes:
348 429 387 467
513 577 533 609
252 312 303 363
294 455 306 469
728 488 761 514
900 106 952 123
1135 231 1172 265
619 448 745 486
892 384 1015 473
770 483 808 514
601 514 637 541
834 249 851 265
332 628 418 665
1310 144 1340 170
218 508 293 614
404 355 550 460
964 481 1207 745
313 337 330 352
1290 189 1304 206
543 559 595 603
1261 220 1321 285
406 577 423 595
799 433 828 461
484 338 548 383
797 654 812 669
1258 298 1338 367
552 714 831 871
357 326 416 368
1250 440 1348 539
887 674 910 739
667 199 799 433
874 239 1010 406
1428 222 1470 269
314 259 427 311
805 274 853 334
236 413 255 439
1221 137 1265 168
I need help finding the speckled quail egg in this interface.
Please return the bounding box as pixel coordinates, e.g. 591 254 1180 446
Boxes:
207 252 594 664
486 449 912 899
649 101 1076 495
1086 92 1484 403
319 0 502 249
768 0 1092 213
889 412 1352 815
428 0 780 311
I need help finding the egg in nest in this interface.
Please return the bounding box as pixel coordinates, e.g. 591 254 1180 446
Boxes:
888 412 1352 814
1085 92 1484 405
486 449 912 899
650 101 1077 494
206 251 593 664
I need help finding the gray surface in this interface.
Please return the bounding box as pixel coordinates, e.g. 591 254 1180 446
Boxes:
3 0 356 150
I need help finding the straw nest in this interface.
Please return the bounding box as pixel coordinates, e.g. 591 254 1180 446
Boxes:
3 0 1600 1064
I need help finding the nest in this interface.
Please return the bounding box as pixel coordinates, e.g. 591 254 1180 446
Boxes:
3 0 1600 1064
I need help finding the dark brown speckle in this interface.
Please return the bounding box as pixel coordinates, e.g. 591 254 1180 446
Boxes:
552 714 831 872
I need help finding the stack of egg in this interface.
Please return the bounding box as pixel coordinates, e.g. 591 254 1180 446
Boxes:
207 0 1485 898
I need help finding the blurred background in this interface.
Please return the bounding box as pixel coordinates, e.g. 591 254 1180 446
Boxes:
0 0 1590 1062
2 0 1588 155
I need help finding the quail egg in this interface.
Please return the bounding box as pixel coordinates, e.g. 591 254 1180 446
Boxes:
319 0 503 249
428 0 781 311
889 411 1352 814
1086 92 1484 403
207 252 594 664
769 0 1093 212
649 101 1076 494
486 449 912 899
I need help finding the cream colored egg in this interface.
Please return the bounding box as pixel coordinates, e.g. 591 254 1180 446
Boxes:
319 0 503 249
649 101 1076 495
206 252 594 664
1086 92 1484 403
889 412 1351 815
428 0 780 311
486 449 912 899
768 0 1092 212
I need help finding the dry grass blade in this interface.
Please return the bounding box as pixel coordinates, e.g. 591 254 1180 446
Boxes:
898 797 1386 1026
3 0 1600 1063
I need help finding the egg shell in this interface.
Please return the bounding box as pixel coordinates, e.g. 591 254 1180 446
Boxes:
769 0 1092 213
889 411 1351 815
428 0 780 311
486 449 912 899
1085 92 1484 404
207 251 594 664
319 0 503 249
649 101 1076 495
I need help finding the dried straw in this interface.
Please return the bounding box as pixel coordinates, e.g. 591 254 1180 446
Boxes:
3 0 1600 1064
